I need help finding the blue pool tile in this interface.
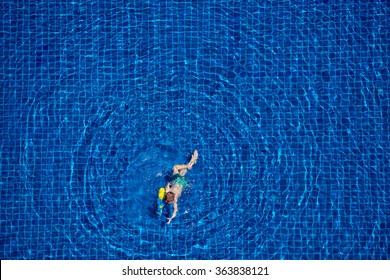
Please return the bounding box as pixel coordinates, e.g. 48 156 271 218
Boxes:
0 0 389 260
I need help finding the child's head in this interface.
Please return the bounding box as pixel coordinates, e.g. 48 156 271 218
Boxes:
165 192 175 204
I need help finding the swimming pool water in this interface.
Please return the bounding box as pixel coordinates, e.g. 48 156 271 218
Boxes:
1 0 389 259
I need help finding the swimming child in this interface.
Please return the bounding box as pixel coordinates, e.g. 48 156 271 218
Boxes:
164 150 198 224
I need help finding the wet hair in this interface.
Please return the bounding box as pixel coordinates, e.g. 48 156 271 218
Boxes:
165 192 175 204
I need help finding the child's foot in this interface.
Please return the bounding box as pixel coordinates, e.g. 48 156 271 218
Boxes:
188 150 198 168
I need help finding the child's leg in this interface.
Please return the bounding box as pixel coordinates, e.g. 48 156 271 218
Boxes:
173 164 189 174
188 150 198 168
172 150 198 175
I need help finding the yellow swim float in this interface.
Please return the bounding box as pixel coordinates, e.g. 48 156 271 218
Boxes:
156 187 165 215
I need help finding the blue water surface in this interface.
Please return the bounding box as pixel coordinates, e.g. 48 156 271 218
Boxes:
1 0 389 259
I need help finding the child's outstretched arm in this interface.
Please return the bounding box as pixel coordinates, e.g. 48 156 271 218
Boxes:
167 203 178 224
